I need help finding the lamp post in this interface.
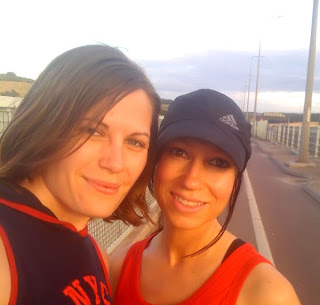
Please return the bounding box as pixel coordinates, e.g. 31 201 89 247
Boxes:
297 0 319 163
252 43 261 137
246 56 255 121
242 83 247 112
251 16 283 135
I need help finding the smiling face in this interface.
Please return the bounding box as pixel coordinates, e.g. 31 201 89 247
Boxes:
154 137 237 231
22 89 153 230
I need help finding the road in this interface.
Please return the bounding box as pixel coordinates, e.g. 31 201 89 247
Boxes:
222 142 320 305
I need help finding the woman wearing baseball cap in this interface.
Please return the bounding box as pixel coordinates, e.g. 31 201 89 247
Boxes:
111 89 301 305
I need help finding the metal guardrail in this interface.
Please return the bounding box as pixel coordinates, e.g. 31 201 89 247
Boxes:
88 190 156 251
267 125 320 158
0 111 10 135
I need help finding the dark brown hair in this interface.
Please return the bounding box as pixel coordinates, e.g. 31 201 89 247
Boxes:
0 44 161 226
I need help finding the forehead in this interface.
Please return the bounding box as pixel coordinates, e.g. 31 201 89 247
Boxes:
102 90 152 124
85 89 152 121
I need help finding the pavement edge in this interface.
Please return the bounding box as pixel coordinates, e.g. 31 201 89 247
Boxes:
254 139 320 204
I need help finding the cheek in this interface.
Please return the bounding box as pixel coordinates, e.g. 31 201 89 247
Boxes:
42 146 89 183
54 141 91 170
128 151 149 181
212 173 236 200
153 161 174 200
154 159 171 186
53 153 83 176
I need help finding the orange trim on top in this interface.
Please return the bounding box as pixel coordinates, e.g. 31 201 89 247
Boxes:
88 234 112 296
0 224 18 305
0 198 88 236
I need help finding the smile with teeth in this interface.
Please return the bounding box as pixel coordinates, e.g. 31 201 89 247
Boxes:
175 195 205 207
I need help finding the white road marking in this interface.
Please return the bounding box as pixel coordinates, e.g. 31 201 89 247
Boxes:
243 170 275 265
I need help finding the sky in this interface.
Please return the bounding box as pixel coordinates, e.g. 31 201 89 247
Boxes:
2 0 320 113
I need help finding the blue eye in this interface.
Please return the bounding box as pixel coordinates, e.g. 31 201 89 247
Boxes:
126 138 146 148
209 158 230 168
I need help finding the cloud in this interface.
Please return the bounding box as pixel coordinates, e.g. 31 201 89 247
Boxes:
142 50 320 113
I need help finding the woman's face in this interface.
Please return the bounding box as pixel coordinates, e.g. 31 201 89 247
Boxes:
27 89 153 230
154 137 237 231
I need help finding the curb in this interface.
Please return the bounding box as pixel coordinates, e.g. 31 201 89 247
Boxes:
254 139 320 204
254 140 287 155
303 184 320 204
269 156 311 180
254 139 312 179
270 157 320 204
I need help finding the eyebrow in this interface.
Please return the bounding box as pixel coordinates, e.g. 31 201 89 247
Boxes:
130 132 151 139
84 119 150 139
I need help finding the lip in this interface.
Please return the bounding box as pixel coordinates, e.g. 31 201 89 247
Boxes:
171 192 207 212
84 177 121 195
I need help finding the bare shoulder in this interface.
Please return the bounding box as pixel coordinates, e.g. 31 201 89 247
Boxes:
96 242 110 272
0 232 11 305
238 263 301 305
109 244 133 294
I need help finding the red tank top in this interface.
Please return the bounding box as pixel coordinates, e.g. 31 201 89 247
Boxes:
114 234 271 305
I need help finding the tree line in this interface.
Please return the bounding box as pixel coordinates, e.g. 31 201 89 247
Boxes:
0 89 20 97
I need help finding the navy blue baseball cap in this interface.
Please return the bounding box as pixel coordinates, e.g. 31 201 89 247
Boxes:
157 89 252 172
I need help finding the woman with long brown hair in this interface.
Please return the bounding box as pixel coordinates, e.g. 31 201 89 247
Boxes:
0 44 160 305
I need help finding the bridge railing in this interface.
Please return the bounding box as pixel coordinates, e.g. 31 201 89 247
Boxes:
88 191 156 252
266 124 320 158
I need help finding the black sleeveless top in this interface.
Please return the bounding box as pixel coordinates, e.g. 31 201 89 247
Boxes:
0 182 113 305
222 238 246 262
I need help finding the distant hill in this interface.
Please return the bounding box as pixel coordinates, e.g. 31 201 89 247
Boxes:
0 72 34 97
0 72 34 83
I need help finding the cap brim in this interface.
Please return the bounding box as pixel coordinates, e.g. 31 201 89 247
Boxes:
157 119 246 172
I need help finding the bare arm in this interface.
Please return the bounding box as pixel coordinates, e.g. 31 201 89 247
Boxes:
0 234 11 305
238 263 301 305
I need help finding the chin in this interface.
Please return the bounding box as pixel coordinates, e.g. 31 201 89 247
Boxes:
82 204 116 220
165 214 211 231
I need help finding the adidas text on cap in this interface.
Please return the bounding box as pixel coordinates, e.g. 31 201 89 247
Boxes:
157 89 252 172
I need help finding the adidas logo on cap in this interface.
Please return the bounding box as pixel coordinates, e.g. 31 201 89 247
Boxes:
219 114 239 131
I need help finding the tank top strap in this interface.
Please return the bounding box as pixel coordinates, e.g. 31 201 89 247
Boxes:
222 238 246 263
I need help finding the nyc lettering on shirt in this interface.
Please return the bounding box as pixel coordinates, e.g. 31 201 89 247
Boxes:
63 275 112 305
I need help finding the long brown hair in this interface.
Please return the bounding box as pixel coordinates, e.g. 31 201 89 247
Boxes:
0 44 160 226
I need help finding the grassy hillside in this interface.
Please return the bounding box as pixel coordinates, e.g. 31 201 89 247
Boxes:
0 81 32 97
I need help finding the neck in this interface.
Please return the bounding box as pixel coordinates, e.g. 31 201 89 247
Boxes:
20 177 89 232
156 219 222 265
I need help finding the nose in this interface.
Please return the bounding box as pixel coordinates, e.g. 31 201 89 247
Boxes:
181 160 204 190
99 139 125 173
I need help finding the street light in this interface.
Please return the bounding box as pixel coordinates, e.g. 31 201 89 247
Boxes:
252 43 261 137
246 56 256 121
251 16 283 136
242 83 247 112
